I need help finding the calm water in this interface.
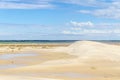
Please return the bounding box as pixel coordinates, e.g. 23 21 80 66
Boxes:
0 53 38 69
0 40 120 44
0 40 77 44
0 64 24 69
0 53 38 60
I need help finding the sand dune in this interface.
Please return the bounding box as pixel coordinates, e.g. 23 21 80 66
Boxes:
66 41 120 61
0 41 120 80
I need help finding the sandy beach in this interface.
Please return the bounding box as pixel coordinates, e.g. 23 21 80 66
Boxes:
0 41 120 80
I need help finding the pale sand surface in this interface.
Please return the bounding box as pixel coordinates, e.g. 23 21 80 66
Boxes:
0 41 120 80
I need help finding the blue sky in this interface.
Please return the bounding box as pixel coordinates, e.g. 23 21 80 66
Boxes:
0 0 120 40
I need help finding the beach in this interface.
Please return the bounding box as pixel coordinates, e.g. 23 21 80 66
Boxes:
1 0 120 79
0 41 120 80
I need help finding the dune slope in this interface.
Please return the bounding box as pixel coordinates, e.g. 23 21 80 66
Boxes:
66 41 120 61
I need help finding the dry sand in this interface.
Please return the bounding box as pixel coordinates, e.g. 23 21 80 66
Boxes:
0 41 120 80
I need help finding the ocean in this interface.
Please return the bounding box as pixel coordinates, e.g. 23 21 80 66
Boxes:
0 40 77 44
0 40 120 44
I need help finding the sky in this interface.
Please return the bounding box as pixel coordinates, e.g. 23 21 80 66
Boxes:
0 0 120 40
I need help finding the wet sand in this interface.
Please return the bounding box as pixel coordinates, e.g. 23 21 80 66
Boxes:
0 41 120 80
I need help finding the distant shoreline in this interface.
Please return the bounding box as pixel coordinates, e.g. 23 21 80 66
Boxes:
0 40 77 44
0 40 120 45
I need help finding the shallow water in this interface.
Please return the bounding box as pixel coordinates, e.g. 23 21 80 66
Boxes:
0 53 38 60
26 72 95 78
0 53 38 69
0 64 24 69
53 72 94 78
46 72 95 78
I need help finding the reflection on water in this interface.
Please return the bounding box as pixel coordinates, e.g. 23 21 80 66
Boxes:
0 53 38 60
0 53 96 78
26 72 95 78
53 72 94 78
0 64 24 69
0 53 38 69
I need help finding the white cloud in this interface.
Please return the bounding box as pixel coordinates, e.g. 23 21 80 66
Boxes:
0 0 114 9
59 0 120 19
0 0 54 9
70 21 94 27
79 1 120 19
60 0 109 7
62 31 71 34
62 29 120 35
62 21 120 35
